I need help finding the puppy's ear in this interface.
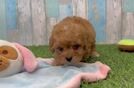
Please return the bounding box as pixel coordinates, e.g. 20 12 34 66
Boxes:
49 35 55 53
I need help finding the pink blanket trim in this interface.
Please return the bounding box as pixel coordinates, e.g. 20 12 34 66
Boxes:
58 61 111 88
39 58 111 88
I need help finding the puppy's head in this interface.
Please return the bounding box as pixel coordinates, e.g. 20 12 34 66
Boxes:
49 17 93 65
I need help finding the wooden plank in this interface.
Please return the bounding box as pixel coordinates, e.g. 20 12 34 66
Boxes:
46 18 57 44
122 0 134 39
17 0 33 45
72 0 88 19
31 0 47 45
123 0 134 12
6 0 17 30
6 0 19 42
88 0 106 43
45 0 58 44
72 0 77 16
59 0 73 20
45 0 59 17
106 0 122 43
0 0 7 40
122 13 134 39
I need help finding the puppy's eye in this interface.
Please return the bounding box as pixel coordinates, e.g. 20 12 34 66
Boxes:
57 47 64 52
72 44 80 50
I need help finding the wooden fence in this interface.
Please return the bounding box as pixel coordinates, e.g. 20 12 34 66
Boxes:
0 0 134 45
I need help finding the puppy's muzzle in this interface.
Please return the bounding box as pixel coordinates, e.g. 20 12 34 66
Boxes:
66 57 72 62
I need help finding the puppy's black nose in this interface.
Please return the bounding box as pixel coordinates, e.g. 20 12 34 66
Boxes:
66 57 72 62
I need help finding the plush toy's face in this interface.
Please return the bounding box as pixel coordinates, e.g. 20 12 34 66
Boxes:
0 40 23 77
0 46 18 71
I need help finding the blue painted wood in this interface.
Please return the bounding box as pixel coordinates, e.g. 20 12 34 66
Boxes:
88 0 106 42
59 0 73 20
0 0 7 39
6 0 17 30
45 0 59 17
123 0 134 12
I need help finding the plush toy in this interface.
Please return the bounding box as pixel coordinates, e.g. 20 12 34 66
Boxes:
0 40 38 77
118 39 134 52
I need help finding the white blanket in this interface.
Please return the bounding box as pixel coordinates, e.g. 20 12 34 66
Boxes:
0 58 111 88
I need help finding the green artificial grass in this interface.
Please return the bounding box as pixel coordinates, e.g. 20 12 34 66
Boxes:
27 45 134 88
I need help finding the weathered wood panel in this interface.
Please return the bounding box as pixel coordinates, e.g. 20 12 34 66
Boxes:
106 0 122 43
17 0 33 45
6 0 19 42
46 18 57 44
88 0 106 43
45 0 59 17
123 0 134 12
45 0 59 44
122 13 134 39
31 0 47 45
0 0 7 40
0 0 134 45
122 0 134 39
6 0 17 30
72 0 87 19
59 0 73 21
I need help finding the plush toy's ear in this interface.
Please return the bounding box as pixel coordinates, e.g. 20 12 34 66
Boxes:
13 43 38 72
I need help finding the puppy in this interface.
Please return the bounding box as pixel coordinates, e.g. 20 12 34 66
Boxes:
49 16 99 66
